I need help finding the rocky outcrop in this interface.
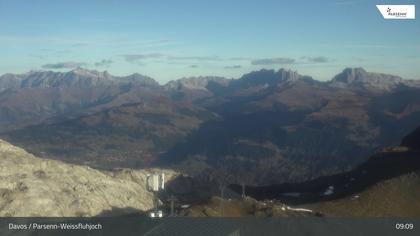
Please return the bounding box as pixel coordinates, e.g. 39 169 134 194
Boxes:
229 69 306 90
164 76 229 91
329 67 420 90
0 139 177 217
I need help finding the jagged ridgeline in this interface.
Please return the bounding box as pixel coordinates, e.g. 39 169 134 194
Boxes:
1 68 420 184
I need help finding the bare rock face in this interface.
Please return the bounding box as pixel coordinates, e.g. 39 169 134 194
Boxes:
329 67 420 91
164 76 229 91
0 139 177 217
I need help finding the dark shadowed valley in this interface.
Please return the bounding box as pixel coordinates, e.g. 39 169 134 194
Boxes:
1 68 420 186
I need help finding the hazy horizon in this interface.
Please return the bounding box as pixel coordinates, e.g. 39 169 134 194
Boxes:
1 0 419 83
1 66 417 86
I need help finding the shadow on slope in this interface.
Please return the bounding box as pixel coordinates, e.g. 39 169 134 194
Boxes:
229 126 420 205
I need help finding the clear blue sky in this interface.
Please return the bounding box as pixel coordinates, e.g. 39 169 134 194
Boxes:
0 0 419 83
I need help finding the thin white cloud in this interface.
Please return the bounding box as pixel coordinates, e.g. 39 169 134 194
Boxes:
224 65 242 69
94 59 113 67
121 53 164 62
301 56 329 63
41 61 87 69
168 56 221 61
251 57 295 65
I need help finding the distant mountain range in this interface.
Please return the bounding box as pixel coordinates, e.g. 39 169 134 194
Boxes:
0 68 158 90
1 68 420 184
0 68 161 129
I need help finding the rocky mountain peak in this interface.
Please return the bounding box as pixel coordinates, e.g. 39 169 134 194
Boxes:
330 67 404 90
14 69 115 89
230 68 302 90
70 67 96 74
119 73 160 87
69 68 115 81
2 69 156 89
0 73 22 91
338 67 368 82
164 76 229 91
276 68 300 82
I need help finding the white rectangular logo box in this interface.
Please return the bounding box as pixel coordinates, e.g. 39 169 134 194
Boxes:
376 5 415 19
